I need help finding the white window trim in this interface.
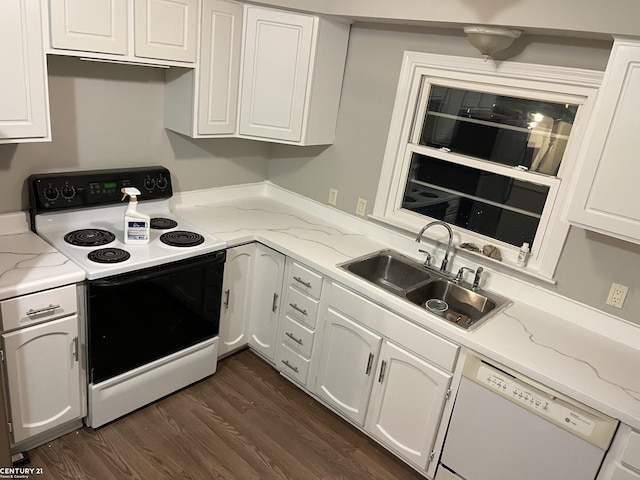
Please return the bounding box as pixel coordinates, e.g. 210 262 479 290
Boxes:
372 51 603 280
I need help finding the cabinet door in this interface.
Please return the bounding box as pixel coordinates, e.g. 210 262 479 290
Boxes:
134 0 198 62
2 315 82 444
315 308 382 426
568 39 640 244
49 0 128 55
218 244 254 357
239 6 314 142
365 341 452 470
0 0 49 142
248 244 285 361
198 0 242 135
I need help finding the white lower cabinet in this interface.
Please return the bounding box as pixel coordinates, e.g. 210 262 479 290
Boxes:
314 282 459 476
2 315 82 445
598 424 640 480
248 244 285 362
365 340 452 470
315 308 382 425
218 244 255 357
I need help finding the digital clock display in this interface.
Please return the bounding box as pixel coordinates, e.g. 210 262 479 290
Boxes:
104 182 117 189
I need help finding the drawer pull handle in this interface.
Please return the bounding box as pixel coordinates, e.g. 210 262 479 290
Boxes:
26 304 60 316
272 293 279 313
281 359 299 373
285 332 303 345
288 303 308 316
378 360 387 383
293 276 312 289
365 353 374 375
72 336 79 362
223 289 230 310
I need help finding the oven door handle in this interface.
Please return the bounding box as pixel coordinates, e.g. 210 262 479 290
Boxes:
90 250 226 287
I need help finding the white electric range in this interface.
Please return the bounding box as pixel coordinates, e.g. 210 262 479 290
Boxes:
28 166 227 428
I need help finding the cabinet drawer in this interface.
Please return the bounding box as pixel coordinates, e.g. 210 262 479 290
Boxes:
281 315 315 358
621 430 640 471
289 262 323 299
277 343 310 385
284 286 319 328
1 284 77 331
330 283 459 372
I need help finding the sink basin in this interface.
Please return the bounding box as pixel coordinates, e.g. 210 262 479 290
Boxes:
405 280 508 330
340 249 512 331
338 249 431 293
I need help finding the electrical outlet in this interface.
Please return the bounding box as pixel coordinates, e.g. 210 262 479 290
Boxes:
328 188 338 206
606 282 628 309
356 198 367 216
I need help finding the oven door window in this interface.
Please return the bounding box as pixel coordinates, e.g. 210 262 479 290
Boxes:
87 251 225 384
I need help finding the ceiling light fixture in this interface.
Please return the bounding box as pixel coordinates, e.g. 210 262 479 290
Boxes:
464 26 522 60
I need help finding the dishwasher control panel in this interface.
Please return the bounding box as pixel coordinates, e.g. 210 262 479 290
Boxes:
476 364 596 436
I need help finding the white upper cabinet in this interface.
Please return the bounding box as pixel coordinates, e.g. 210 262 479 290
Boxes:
0 0 50 143
238 6 313 143
568 39 640 245
164 1 350 145
49 0 128 55
134 0 197 63
48 0 198 65
198 0 243 135
238 5 350 144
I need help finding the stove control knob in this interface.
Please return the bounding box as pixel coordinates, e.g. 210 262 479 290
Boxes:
143 177 156 191
157 175 168 190
61 185 76 199
44 187 59 201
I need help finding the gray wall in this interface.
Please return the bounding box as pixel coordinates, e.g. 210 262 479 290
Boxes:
268 23 640 325
0 55 270 213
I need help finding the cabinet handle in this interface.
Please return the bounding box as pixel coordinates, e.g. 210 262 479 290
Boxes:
288 303 308 316
293 276 312 289
72 336 79 362
223 289 230 310
378 360 387 383
26 304 60 316
272 293 279 313
281 359 299 373
365 353 374 375
285 332 303 345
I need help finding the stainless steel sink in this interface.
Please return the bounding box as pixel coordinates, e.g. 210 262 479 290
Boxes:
339 249 511 330
339 249 431 293
405 280 509 330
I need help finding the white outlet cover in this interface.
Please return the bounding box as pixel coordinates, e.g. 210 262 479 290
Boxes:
606 282 628 309
356 198 367 216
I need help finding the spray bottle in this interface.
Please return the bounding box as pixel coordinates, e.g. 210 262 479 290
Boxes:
121 187 150 244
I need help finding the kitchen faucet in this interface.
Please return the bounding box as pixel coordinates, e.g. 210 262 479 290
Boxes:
415 220 453 273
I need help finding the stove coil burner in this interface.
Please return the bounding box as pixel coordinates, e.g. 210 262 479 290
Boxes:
150 217 178 230
64 229 116 247
160 230 205 247
87 248 131 264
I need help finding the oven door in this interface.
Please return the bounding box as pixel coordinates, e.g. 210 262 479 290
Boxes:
87 250 225 384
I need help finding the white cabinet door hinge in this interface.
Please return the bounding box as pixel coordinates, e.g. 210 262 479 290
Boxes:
7 422 11 433
445 388 452 399
427 450 435 466
0 350 4 362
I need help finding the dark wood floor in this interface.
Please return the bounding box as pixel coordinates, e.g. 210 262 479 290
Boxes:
29 349 425 479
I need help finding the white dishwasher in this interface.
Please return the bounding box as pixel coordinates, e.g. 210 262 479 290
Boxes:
437 354 618 480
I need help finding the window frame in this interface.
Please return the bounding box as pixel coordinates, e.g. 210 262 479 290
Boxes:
372 52 603 280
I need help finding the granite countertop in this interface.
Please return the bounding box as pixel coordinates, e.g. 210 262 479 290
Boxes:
0 212 85 302
173 190 640 431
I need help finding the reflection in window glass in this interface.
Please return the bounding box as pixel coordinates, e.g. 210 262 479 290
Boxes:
402 154 550 247
420 85 578 176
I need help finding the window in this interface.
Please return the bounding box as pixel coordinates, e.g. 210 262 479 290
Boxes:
373 53 602 279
